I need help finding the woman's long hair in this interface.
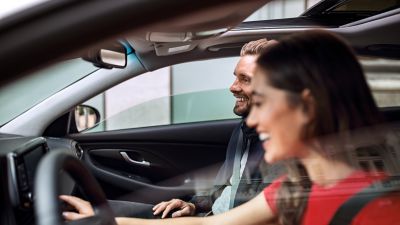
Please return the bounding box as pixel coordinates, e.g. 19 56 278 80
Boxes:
256 30 383 225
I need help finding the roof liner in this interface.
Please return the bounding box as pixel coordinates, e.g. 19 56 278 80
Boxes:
127 0 269 54
133 10 400 71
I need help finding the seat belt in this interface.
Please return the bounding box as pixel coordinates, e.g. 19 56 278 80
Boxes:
329 176 400 225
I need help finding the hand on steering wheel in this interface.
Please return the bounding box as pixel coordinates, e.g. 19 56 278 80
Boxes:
34 150 116 225
59 195 95 221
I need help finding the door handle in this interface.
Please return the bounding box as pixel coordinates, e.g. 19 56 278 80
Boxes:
120 152 151 167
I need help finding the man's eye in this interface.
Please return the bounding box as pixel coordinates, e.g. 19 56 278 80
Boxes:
239 76 250 83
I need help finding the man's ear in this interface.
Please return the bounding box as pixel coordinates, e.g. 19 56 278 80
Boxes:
300 89 315 123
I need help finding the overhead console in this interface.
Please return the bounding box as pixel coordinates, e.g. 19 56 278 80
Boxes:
147 29 229 56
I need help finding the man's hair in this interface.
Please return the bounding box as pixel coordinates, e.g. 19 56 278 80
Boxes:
240 38 277 56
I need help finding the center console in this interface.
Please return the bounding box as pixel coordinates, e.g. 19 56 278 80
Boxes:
7 138 48 210
0 136 48 225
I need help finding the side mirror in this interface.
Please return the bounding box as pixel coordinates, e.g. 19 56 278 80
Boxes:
74 105 100 132
82 42 127 69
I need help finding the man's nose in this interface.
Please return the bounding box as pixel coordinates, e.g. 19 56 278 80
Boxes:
230 79 240 93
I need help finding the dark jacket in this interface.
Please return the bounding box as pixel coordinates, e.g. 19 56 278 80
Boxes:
191 121 285 213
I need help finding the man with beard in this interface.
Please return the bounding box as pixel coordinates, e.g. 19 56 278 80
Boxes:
151 38 283 218
61 39 284 220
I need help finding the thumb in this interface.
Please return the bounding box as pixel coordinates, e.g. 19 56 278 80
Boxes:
171 210 183 218
62 212 88 221
172 206 191 218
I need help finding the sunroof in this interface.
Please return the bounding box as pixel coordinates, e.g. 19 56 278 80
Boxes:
244 0 322 22
331 0 400 13
243 0 400 23
237 0 400 30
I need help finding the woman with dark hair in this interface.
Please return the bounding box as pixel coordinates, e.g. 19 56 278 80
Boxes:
245 30 400 225
67 30 400 225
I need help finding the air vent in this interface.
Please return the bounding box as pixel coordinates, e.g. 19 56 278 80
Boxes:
74 143 84 159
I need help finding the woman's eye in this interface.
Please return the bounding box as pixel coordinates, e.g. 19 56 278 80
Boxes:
253 101 262 107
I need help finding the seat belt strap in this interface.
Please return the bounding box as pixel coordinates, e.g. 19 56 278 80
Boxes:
329 176 400 225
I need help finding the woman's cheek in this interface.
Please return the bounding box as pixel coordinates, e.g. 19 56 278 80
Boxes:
263 141 279 164
264 135 295 164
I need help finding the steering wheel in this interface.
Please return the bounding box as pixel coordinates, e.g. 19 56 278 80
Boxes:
34 150 116 225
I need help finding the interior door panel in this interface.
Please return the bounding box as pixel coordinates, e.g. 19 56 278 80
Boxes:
69 119 240 203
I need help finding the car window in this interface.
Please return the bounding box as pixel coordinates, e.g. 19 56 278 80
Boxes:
364 58 400 107
78 57 240 133
76 56 400 133
0 58 98 126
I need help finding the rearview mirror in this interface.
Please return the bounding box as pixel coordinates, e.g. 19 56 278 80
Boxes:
82 42 127 69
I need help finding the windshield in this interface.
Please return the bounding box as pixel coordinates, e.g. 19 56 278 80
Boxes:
0 58 98 126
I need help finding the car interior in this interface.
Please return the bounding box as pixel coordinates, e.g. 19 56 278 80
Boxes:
0 0 400 225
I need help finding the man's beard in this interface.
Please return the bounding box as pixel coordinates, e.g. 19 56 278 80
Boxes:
233 104 250 117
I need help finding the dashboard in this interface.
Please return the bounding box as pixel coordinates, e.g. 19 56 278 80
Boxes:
0 134 78 225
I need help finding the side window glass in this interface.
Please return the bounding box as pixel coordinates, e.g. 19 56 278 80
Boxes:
171 57 239 124
77 57 240 133
364 58 400 107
